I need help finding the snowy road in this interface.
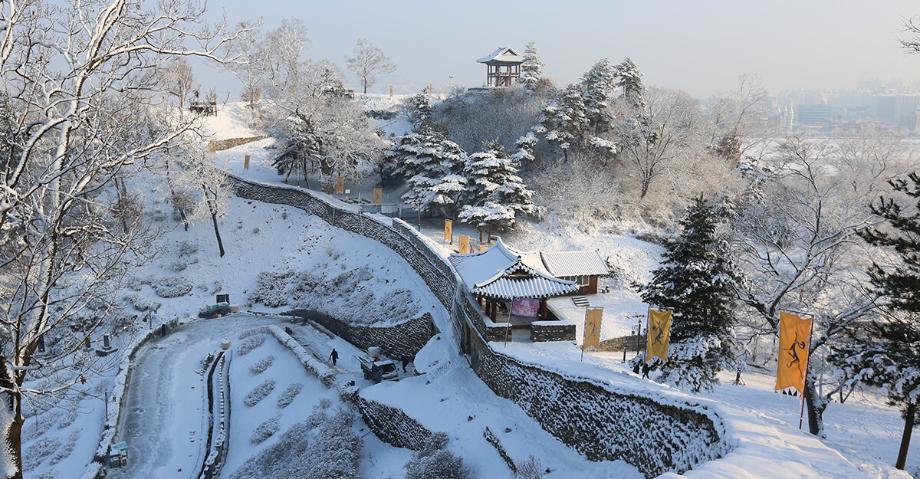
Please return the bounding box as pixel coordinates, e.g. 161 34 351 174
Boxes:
108 315 280 479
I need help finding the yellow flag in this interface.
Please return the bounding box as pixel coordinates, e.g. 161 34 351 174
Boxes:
458 235 471 254
444 219 453 243
775 311 813 394
335 176 345 194
645 308 672 363
583 307 603 350
372 187 382 205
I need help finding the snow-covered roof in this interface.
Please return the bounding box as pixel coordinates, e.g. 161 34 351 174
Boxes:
540 250 610 277
477 47 525 64
449 238 577 299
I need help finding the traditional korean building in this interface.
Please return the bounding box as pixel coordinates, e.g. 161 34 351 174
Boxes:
538 250 610 295
477 47 524 87
449 238 577 324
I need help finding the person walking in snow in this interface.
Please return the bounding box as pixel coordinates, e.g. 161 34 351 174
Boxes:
329 348 339 366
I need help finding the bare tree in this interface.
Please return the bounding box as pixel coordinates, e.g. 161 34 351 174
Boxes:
730 135 910 436
0 1 243 476
619 88 701 200
165 57 195 117
345 38 396 94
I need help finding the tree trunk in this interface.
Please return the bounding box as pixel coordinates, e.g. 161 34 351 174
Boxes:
363 78 368 94
210 212 225 257
897 401 916 470
803 378 825 436
3 390 23 479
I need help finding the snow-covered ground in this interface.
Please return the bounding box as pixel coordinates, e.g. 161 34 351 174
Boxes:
494 341 913 478
108 316 278 478
363 334 644 479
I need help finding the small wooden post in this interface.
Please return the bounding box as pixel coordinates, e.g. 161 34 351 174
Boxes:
388 85 394 97
243 154 250 170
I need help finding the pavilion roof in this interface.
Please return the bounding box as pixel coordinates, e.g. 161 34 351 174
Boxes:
449 238 577 299
477 47 525 64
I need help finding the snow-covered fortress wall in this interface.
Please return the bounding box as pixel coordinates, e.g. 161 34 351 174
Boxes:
283 309 435 360
229 176 730 477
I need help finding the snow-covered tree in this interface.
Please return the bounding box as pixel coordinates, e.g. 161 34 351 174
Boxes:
405 433 469 479
0 1 243 475
512 131 538 169
536 84 588 162
519 41 544 91
169 149 232 257
731 135 907 436
400 133 468 217
639 196 738 392
268 64 382 186
580 58 618 135
831 172 920 470
458 142 537 234
346 38 396 94
406 92 436 132
615 57 646 112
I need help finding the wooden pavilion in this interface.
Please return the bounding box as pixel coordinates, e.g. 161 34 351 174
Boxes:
477 47 525 87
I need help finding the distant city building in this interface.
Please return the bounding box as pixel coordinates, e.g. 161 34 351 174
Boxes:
796 104 835 127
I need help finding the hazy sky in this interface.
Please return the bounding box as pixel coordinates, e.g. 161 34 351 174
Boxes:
201 0 920 97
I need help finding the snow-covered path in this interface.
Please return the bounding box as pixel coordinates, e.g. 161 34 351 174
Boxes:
108 316 280 479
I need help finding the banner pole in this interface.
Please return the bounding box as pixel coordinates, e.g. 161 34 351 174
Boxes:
798 314 816 430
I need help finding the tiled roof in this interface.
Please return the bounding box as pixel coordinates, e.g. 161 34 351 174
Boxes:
449 238 577 299
540 250 610 277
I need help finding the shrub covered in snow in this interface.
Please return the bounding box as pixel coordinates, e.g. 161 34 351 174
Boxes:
23 436 60 470
405 432 469 479
276 383 303 409
123 294 161 313
250 265 421 326
244 380 275 407
250 355 274 375
152 276 193 298
237 334 266 356
250 416 281 444
231 405 360 479
515 455 545 479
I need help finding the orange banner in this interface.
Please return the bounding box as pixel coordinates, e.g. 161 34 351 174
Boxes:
775 311 813 394
645 308 672 363
373 187 382 205
458 235 471 254
444 219 453 243
583 307 603 350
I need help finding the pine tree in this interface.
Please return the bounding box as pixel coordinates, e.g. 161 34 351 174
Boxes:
580 58 618 135
459 142 537 234
407 92 435 131
400 132 468 217
639 196 738 392
536 84 588 162
615 57 646 112
832 172 920 470
511 131 538 170
519 42 544 91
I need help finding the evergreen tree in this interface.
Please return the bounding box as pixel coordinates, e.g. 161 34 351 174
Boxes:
580 58 618 135
459 142 537 233
639 196 738 392
511 131 538 170
615 57 646 112
831 172 920 470
536 84 588 162
406 92 435 131
519 42 544 91
400 132 468 217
